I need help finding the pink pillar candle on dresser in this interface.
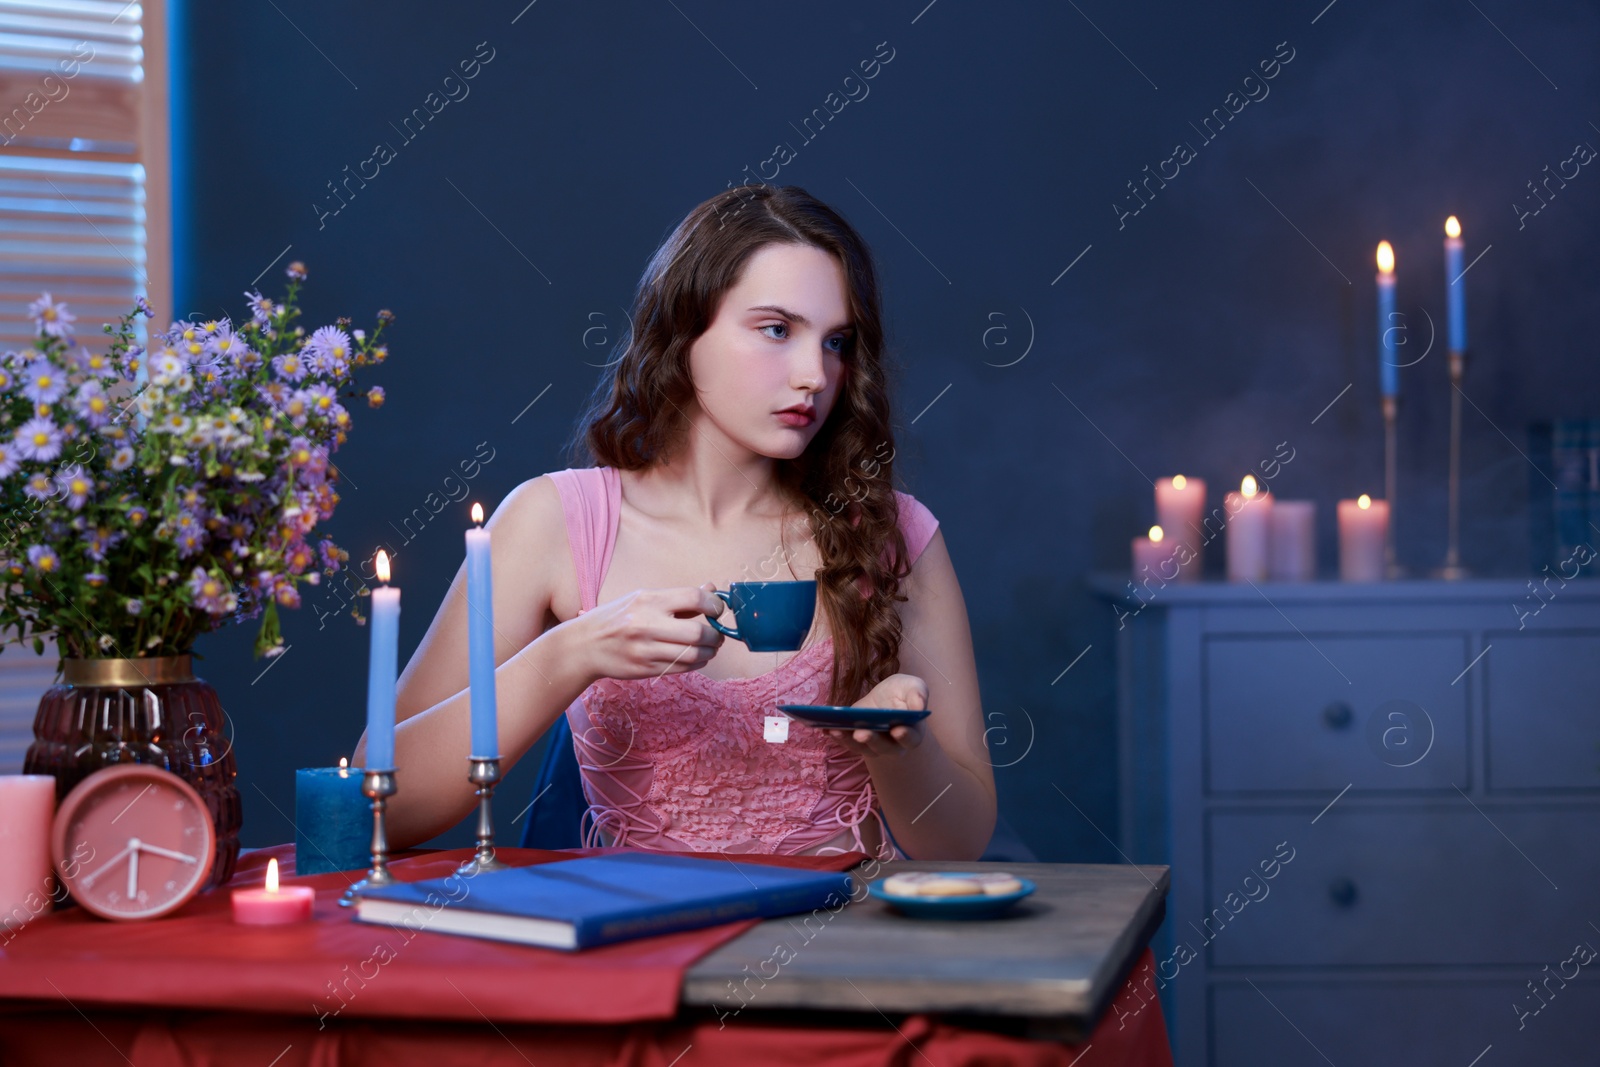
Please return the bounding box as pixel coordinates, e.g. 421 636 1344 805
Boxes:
1225 476 1273 582
1268 500 1317 581
0 775 57 934
1155 475 1206 581
1132 526 1178 581
232 858 315 925
1338 494 1389 582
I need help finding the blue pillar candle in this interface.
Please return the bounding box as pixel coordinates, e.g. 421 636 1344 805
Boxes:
465 502 500 759
1376 240 1398 397
1444 216 1467 353
294 764 370 875
365 549 400 771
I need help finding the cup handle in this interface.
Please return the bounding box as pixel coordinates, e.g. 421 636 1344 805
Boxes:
707 590 740 641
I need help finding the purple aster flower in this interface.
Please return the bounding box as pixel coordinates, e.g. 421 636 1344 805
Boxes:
244 290 277 326
126 504 148 525
175 522 209 558
271 351 309 383
22 472 53 501
187 567 237 616
0 367 11 390
20 359 65 404
75 381 113 428
286 261 306 280
126 597 143 615
28 293 74 338
26 544 60 574
14 416 62 461
149 348 184 384
135 295 154 319
280 390 311 427
318 538 344 572
76 346 116 378
305 325 352 371
54 465 92 510
85 572 107 587
303 383 338 417
366 386 385 409
0 441 18 479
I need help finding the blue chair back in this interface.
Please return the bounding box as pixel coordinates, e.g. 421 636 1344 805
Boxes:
519 714 589 850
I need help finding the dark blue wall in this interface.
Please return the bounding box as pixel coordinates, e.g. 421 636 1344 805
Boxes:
173 1 1600 855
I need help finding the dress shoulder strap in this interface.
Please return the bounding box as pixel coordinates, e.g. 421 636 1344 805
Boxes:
546 466 621 613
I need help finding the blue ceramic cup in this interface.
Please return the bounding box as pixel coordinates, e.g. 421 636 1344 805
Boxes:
707 580 817 652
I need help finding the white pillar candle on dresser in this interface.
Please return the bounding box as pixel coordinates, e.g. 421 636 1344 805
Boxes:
1268 500 1316 581
1338 494 1389 582
1155 475 1206 581
1224 476 1272 582
1132 525 1175 581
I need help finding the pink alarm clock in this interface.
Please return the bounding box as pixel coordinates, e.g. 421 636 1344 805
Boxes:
51 764 217 921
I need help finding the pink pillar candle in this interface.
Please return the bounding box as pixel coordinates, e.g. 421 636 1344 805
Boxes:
1338 495 1389 582
232 858 315 924
1268 501 1317 581
0 775 57 936
1132 526 1179 581
1155 475 1206 582
1224 478 1273 582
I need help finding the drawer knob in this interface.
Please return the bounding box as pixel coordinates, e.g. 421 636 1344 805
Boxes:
1322 701 1354 729
1328 877 1358 908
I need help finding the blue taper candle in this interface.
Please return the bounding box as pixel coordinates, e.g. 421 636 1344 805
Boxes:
465 502 499 759
1444 216 1467 352
1376 240 1398 397
364 550 400 771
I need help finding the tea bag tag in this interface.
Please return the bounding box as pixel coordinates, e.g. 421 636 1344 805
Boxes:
763 715 790 744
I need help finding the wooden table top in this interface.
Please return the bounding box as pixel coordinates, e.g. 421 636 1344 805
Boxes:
681 859 1170 1041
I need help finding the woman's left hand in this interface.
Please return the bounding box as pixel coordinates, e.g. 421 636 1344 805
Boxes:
824 673 929 758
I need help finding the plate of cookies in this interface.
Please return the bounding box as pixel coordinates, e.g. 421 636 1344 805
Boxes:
867 870 1036 919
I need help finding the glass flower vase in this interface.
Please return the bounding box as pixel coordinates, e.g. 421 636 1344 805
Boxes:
24 654 242 890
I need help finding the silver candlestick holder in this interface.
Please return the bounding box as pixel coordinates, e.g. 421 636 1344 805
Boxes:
1382 394 1406 579
339 769 398 908
1435 349 1471 580
457 756 509 876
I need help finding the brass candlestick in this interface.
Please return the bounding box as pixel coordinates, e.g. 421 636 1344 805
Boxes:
339 769 398 907
1382 394 1405 579
457 756 508 876
1435 349 1470 580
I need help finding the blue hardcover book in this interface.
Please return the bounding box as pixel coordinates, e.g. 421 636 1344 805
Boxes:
354 852 854 950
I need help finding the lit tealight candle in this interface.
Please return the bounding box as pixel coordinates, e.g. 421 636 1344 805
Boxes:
1338 494 1389 582
231 857 315 925
1132 525 1176 581
1225 475 1273 582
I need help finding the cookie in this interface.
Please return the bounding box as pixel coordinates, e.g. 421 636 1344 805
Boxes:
882 872 985 897
969 872 1025 895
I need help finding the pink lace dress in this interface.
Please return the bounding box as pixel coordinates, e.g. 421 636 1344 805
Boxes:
548 466 940 861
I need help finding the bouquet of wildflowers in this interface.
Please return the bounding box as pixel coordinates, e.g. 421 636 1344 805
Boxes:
0 262 391 663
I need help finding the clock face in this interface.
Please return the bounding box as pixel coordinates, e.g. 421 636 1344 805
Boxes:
52 764 217 921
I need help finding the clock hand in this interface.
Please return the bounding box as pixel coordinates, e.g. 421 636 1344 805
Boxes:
127 839 140 899
133 842 199 864
80 843 133 889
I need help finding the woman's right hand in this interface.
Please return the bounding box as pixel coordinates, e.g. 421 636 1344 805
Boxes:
568 582 727 684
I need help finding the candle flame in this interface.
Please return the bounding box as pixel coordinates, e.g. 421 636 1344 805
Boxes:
375 549 391 583
1376 241 1395 274
1358 494 1372 510
338 756 348 768
471 501 484 524
1149 525 1164 543
1445 216 1461 239
1171 474 1187 490
1241 475 1259 499
266 857 279 893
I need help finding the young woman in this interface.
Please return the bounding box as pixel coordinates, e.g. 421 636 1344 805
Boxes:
357 185 995 860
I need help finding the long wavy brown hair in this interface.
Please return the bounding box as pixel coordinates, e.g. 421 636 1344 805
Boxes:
566 184 910 706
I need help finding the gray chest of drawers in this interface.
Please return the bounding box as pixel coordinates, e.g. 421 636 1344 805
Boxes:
1089 575 1600 1067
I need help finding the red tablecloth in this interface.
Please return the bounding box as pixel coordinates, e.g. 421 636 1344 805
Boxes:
0 845 1174 1066
0 843 864 1025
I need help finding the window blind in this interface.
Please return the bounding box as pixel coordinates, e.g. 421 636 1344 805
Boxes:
0 0 169 770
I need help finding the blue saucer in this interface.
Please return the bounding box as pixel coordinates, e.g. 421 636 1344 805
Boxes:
776 704 931 732
867 876 1036 919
